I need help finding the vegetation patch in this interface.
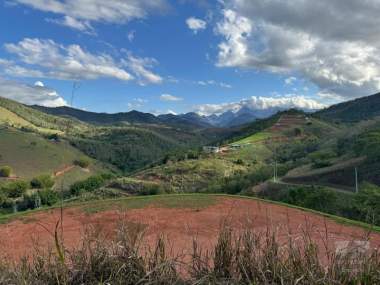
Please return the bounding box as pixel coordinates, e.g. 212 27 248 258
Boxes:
81 194 217 214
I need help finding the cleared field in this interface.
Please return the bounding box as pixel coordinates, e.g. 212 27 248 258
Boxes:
0 194 379 261
0 127 99 180
234 131 274 144
0 107 62 134
0 106 35 128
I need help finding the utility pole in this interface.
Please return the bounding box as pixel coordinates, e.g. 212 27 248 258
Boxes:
273 160 277 182
355 167 359 193
60 80 81 242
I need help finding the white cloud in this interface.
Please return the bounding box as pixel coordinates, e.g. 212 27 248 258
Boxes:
2 38 162 84
219 82 232 89
127 30 136 42
127 98 147 110
5 38 133 81
46 16 94 34
167 109 177 115
186 17 207 34
285 77 297 85
196 80 232 88
34 81 44 87
123 54 162 85
195 95 325 116
216 1 380 99
13 0 169 32
160 94 183 101
0 77 67 107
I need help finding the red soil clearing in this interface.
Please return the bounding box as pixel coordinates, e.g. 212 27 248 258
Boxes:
1 197 380 262
54 165 75 177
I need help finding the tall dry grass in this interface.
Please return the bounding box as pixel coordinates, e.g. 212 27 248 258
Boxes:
0 219 380 284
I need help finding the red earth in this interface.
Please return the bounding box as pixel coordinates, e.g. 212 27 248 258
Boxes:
0 196 379 262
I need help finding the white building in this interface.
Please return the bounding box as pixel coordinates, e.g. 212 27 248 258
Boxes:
203 146 220 153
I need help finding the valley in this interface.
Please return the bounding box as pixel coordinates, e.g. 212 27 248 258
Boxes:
1 93 380 282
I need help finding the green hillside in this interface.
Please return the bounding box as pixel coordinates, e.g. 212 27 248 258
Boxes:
315 92 380 122
0 96 87 134
0 126 105 181
2 93 380 236
0 96 228 174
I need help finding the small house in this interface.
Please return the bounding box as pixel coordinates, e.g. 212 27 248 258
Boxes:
203 146 220 153
230 144 241 149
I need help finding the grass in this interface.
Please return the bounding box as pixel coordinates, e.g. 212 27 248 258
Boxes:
235 131 274 144
0 127 97 179
53 164 105 191
0 106 62 134
222 142 272 163
136 157 247 192
81 194 217 214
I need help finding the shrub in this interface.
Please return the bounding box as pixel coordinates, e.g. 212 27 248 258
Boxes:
74 158 90 168
309 150 335 169
19 193 41 211
30 174 54 189
140 184 162 196
39 189 59 206
3 181 29 198
187 151 199 160
47 133 59 141
70 174 110 196
0 166 12 177
294 127 302 136
354 183 380 225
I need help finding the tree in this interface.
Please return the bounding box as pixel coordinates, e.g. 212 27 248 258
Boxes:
74 158 90 168
294 128 302 136
4 181 28 198
31 174 55 189
39 189 59 206
0 166 12 177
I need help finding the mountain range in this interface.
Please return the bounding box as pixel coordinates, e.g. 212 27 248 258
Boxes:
32 103 317 128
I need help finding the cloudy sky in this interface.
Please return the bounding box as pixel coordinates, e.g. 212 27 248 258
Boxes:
0 0 379 115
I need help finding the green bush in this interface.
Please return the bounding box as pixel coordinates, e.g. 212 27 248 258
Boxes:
187 151 199 160
3 181 29 198
39 189 59 206
70 174 111 196
47 133 59 141
354 183 380 225
0 166 12 177
140 184 162 196
30 174 54 189
19 193 41 211
294 127 302 136
74 158 90 168
309 150 335 169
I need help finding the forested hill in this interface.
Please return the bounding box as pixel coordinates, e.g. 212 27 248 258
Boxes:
32 105 213 129
314 92 380 122
32 105 162 125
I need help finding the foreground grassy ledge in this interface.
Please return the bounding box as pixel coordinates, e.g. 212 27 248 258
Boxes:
0 193 379 233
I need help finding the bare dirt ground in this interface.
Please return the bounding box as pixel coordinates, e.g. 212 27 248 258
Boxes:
54 165 75 177
0 197 379 262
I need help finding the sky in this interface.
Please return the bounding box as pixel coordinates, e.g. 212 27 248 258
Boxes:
0 0 379 115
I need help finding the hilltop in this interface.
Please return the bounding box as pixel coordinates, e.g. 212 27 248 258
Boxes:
315 92 380 122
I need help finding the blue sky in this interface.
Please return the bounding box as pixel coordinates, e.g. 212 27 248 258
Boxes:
0 1 379 115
